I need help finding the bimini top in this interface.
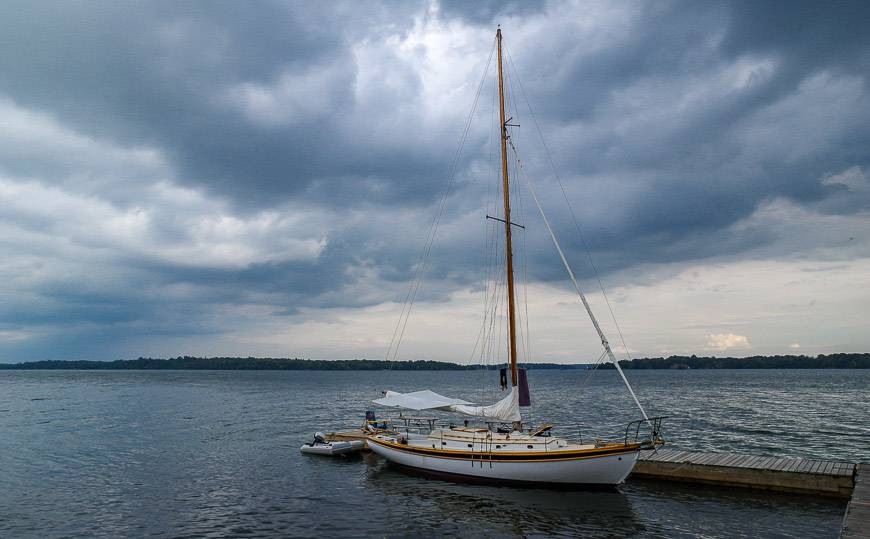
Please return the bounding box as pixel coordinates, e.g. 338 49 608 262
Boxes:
373 387 521 422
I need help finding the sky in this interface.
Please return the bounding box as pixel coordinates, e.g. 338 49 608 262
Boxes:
1 0 868 363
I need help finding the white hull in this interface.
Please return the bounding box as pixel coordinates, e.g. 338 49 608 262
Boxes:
368 437 639 485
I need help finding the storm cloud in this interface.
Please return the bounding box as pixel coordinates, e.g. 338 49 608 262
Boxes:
1 0 868 361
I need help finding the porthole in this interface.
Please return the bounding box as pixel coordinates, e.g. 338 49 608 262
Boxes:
527 445 533 449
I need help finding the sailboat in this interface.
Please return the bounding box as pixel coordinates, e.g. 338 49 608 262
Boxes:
365 27 664 486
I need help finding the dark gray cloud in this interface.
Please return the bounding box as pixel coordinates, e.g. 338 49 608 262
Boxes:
1 0 869 360
0 0 436 208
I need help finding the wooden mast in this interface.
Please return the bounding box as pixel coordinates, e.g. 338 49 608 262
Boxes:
496 27 519 388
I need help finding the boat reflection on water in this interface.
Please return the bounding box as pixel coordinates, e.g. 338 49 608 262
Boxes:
363 453 643 537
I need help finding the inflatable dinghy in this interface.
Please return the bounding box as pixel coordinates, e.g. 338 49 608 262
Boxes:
300 432 365 456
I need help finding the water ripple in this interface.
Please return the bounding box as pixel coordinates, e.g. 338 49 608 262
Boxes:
0 369 859 538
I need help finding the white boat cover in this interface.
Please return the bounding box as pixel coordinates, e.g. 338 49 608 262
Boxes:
373 390 472 411
373 387 521 422
451 386 521 422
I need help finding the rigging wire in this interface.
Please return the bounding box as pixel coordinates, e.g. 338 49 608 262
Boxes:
580 350 609 390
503 44 638 368
384 40 496 363
505 64 533 369
523 165 650 422
501 40 649 422
503 55 538 424
506 130 651 421
471 58 501 403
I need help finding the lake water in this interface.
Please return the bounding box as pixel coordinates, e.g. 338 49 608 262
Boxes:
0 369 865 538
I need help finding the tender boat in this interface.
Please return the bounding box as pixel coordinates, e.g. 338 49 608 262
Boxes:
366 27 665 486
300 432 366 457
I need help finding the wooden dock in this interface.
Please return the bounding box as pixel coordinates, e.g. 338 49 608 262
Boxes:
633 448 856 497
842 465 869 538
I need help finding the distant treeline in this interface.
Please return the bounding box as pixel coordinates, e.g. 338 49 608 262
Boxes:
0 357 458 370
600 353 870 370
0 356 589 371
0 354 867 370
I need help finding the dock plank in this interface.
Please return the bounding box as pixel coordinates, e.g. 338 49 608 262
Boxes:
683 452 708 464
745 456 771 469
743 456 760 467
841 465 867 539
729 455 750 468
658 449 682 462
757 456 777 470
786 459 807 473
666 449 687 462
769 458 792 471
769 457 788 470
746 455 769 468
838 463 852 477
648 449 670 460
720 454 744 467
657 450 685 463
674 451 692 462
700 453 726 465
679 451 702 463
706 453 730 465
704 453 726 466
781 458 801 472
791 458 810 470
795 459 814 473
798 459 815 473
777 458 796 472
730 455 752 468
632 449 855 499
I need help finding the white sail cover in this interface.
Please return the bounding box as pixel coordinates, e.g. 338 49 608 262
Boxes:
373 390 471 411
373 387 521 422
450 386 520 422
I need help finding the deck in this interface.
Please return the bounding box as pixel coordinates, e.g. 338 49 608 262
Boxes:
634 447 856 497
842 465 869 539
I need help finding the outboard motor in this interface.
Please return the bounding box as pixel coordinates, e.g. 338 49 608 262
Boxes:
313 431 326 445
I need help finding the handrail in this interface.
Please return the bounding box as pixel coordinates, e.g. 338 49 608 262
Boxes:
624 416 667 448
364 415 664 450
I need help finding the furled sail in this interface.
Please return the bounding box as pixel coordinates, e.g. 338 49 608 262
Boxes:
373 390 471 411
450 386 520 422
372 387 521 422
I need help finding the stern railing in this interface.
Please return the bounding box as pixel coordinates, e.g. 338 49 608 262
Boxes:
624 416 667 449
